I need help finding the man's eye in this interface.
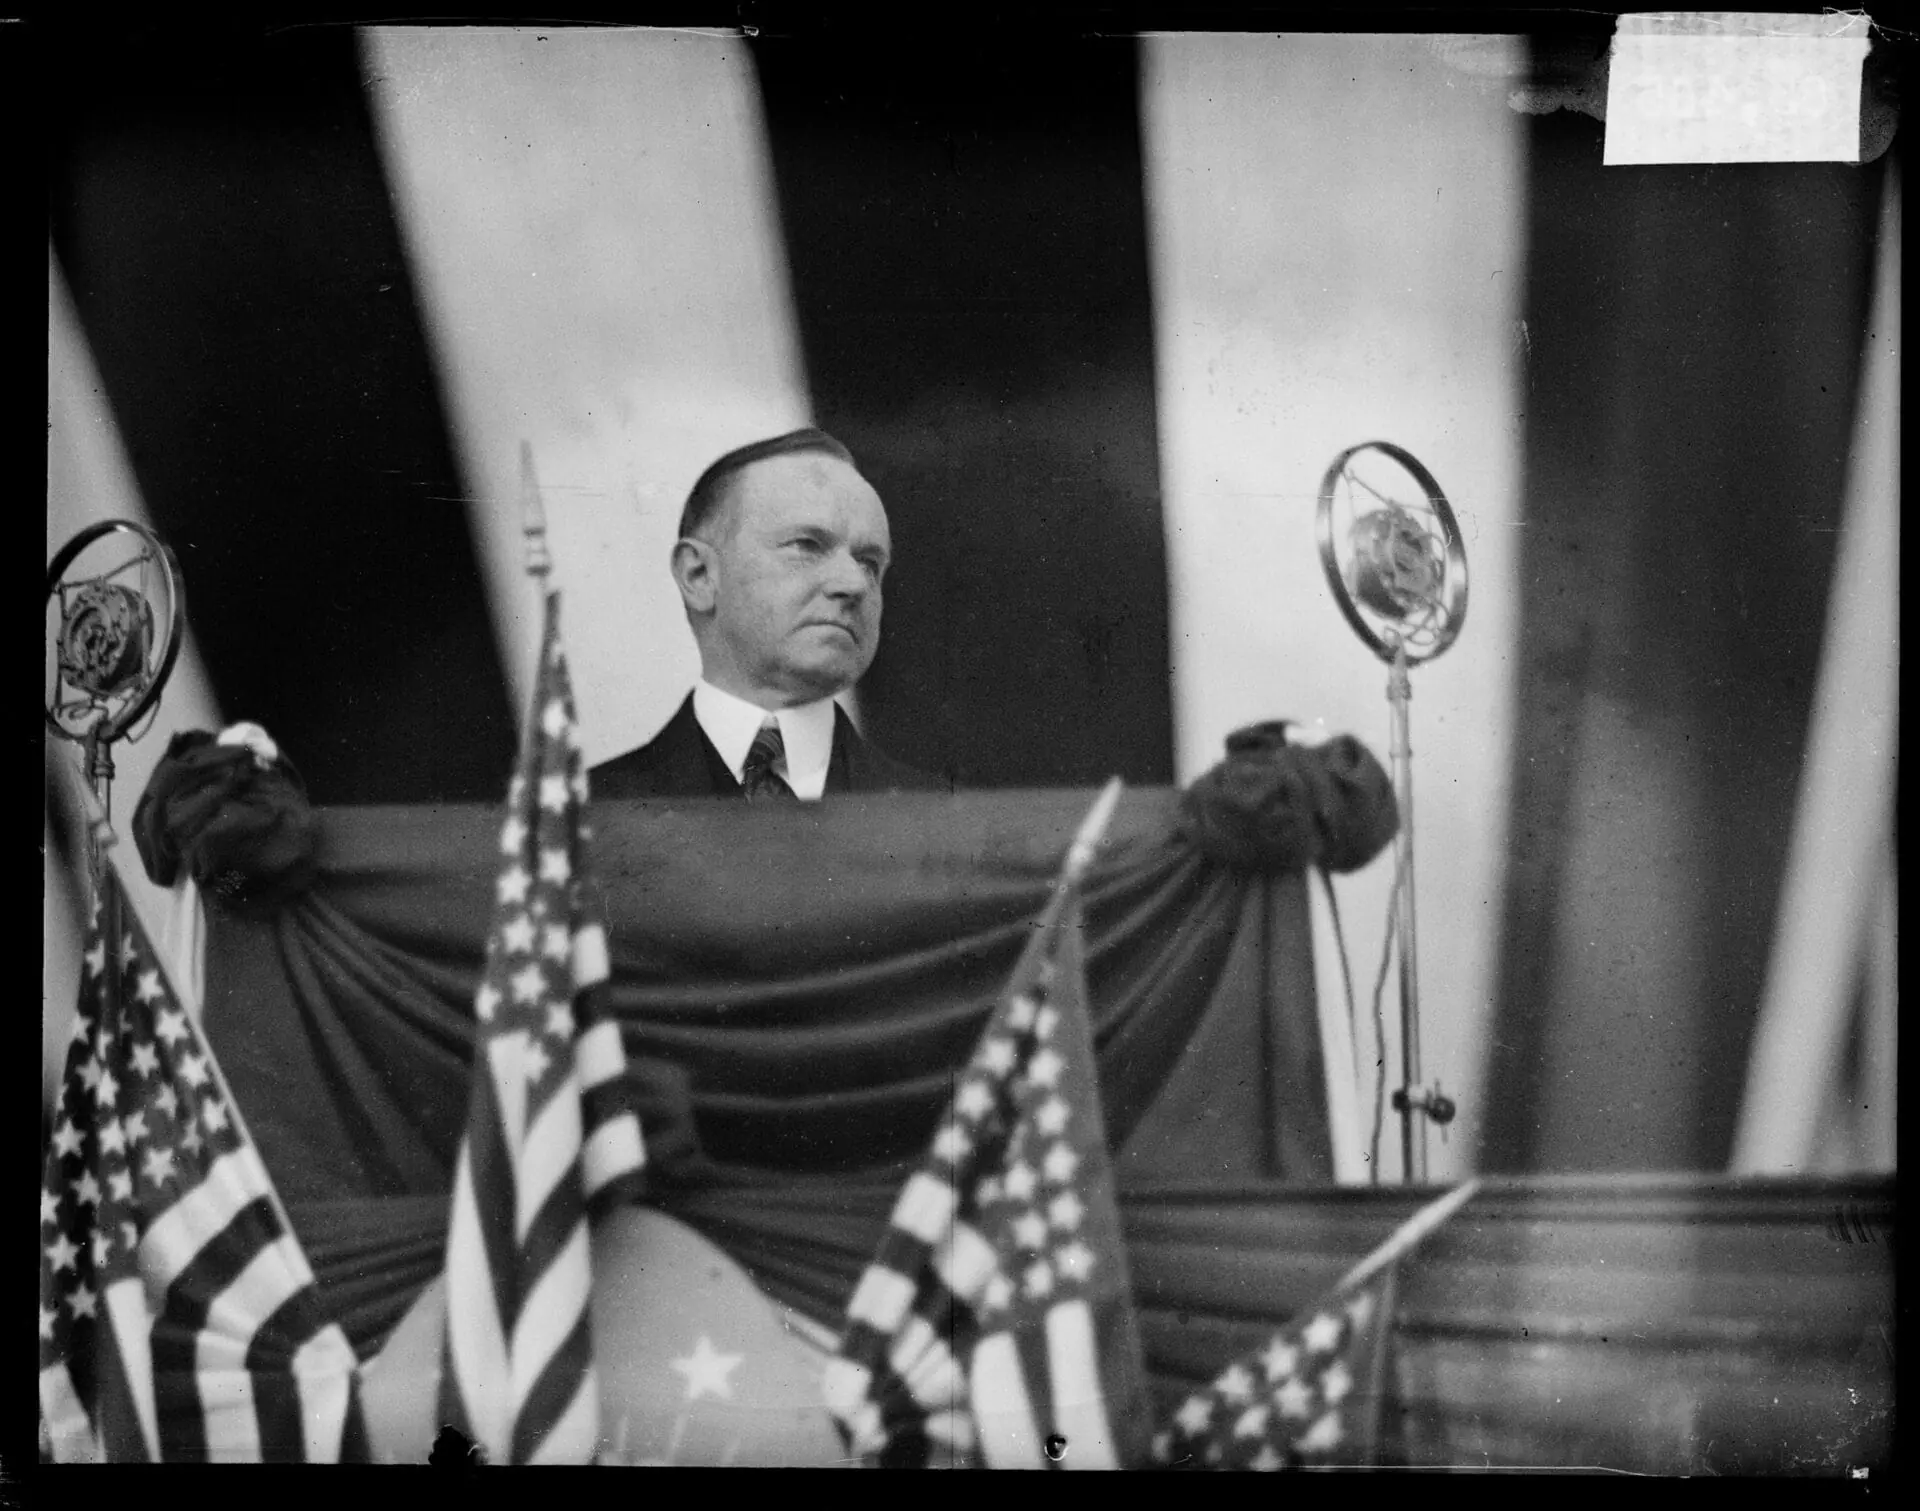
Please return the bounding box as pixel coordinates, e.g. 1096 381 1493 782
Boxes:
787 537 823 554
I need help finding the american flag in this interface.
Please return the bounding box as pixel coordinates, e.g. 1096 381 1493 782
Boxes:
824 846 1153 1469
1151 1270 1396 1471
38 860 368 1462
436 588 647 1464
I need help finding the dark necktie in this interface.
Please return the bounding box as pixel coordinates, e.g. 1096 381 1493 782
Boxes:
741 719 797 802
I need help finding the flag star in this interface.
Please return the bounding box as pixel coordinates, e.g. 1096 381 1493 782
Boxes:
1034 1006 1058 1041
121 1221 139 1253
542 699 568 739
142 1146 176 1187
498 814 528 856
1218 1363 1255 1403
1054 1240 1094 1283
544 1002 574 1041
508 775 527 807
955 1080 994 1122
670 1336 743 1401
497 867 531 906
73 1172 102 1208
85 942 106 978
528 896 548 920
99 1119 127 1156
108 1170 134 1203
202 1100 230 1134
501 914 537 955
178 1054 210 1090
1175 1395 1213 1436
1262 1337 1300 1381
52 1121 82 1159
538 847 570 886
1298 1411 1343 1454
1047 1191 1085 1231
41 1188 60 1225
539 775 568 812
1034 1097 1069 1136
67 1283 97 1320
541 924 569 961
1012 1210 1049 1250
980 1272 1015 1314
153 1085 178 1119
1022 1259 1054 1299
977 1176 1003 1205
46 1234 78 1272
1274 1376 1314 1420
1250 1444 1285 1471
932 1123 971 1164
1006 994 1037 1031
1302 1312 1343 1354
78 1059 103 1093
1346 1292 1375 1330
129 1042 160 1078
475 983 502 1022
511 963 546 1005
522 1039 551 1084
70 1012 93 1045
1003 1161 1037 1202
122 1111 148 1145
181 1124 204 1155
1027 1048 1064 1088
134 970 163 1003
1234 1404 1271 1439
980 1037 1016 1075
155 1010 189 1047
1321 1361 1353 1406
91 1229 113 1267
571 771 590 804
1041 1143 1080 1185
39 1305 55 1341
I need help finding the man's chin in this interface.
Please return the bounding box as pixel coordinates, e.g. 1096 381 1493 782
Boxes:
779 653 868 702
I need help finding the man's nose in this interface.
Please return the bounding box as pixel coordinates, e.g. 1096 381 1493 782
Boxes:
822 550 870 601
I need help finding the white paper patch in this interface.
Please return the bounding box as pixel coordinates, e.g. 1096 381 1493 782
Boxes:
1604 12 1871 165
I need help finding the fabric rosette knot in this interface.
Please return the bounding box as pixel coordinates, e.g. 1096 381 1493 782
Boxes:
1177 720 1397 875
132 723 318 916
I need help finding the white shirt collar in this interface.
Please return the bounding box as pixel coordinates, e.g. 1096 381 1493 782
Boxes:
692 680 838 801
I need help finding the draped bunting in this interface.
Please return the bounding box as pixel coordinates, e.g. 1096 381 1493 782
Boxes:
145 729 1396 1372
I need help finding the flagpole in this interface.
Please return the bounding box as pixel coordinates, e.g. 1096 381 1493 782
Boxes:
1015 776 1125 957
1329 1177 1480 1300
62 757 306 1250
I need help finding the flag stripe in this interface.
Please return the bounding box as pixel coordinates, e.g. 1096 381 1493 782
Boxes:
509 1225 592 1407
515 1089 585 1244
1045 1299 1118 1469
104 1278 162 1460
442 1163 510 1457
139 1148 280 1291
40 1363 97 1464
511 1310 597 1465
970 1331 1045 1468
291 1325 359 1463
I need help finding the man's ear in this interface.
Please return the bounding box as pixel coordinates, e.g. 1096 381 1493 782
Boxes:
671 538 717 616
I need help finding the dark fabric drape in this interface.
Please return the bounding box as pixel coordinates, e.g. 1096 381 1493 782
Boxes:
190 769 1392 1362
1482 98 1889 1173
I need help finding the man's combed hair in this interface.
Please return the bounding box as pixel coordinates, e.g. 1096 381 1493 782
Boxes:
678 428 858 540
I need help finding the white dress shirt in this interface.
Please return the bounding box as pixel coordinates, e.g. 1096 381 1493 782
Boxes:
691 680 838 800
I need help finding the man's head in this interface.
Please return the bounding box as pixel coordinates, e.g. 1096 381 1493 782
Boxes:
670 429 892 708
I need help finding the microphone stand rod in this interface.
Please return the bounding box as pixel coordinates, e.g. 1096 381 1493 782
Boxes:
1387 642 1427 1184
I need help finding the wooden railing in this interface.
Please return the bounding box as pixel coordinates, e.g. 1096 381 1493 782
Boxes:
1122 1173 1895 1474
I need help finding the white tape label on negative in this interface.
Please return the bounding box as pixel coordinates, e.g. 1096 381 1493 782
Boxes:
1603 12 1872 165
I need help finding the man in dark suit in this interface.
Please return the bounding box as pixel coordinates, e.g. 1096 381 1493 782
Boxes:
591 429 944 800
